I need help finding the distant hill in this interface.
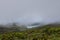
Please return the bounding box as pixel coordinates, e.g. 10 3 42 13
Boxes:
0 24 27 33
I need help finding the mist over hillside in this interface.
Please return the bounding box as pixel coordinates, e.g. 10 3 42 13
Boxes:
0 22 60 28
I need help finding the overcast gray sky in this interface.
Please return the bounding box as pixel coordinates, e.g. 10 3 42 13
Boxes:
0 0 60 25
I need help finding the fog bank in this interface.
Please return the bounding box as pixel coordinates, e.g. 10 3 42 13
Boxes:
0 0 60 26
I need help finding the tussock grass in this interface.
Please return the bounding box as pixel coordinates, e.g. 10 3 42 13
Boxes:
0 25 60 40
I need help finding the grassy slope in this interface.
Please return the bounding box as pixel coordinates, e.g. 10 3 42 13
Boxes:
0 24 60 40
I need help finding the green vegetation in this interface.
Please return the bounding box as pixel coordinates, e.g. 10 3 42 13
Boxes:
0 24 60 40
